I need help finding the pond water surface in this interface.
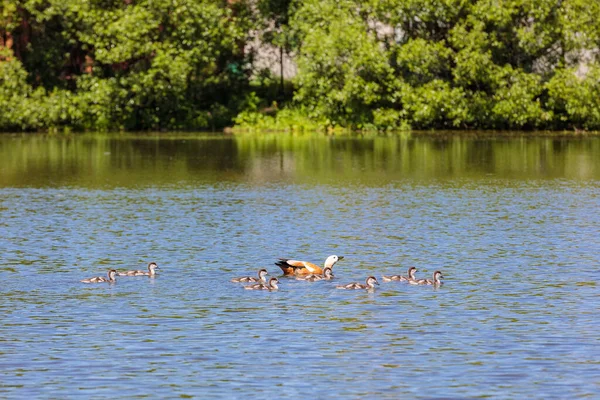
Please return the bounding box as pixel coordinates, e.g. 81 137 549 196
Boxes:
1 132 599 398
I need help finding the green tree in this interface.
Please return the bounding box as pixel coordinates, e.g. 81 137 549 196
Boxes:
1 0 256 131
271 0 600 130
3 0 600 131
291 0 394 128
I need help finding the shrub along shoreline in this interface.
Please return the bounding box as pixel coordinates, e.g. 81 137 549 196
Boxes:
2 1 600 133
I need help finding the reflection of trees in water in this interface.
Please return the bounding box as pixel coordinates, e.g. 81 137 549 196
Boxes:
124 138 242 172
1 134 599 187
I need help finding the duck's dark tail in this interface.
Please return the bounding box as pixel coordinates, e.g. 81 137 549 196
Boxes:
275 259 295 275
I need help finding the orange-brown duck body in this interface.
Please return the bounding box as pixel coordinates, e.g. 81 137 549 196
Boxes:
275 255 343 276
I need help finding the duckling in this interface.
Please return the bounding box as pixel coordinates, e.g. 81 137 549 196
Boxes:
336 276 379 290
81 269 117 283
408 268 429 285
117 262 159 277
296 267 334 281
413 271 444 286
382 266 417 282
244 277 280 291
231 268 268 283
276 255 343 276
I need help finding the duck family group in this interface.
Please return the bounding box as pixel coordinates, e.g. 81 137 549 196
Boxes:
80 255 444 290
231 255 444 291
80 262 159 283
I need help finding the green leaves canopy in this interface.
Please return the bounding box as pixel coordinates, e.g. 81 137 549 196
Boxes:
1 0 252 130
288 0 600 130
2 0 600 131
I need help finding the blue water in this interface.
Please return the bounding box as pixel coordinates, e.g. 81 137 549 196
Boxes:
1 134 599 398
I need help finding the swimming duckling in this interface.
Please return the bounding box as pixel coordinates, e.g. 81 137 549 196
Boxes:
117 262 159 277
382 266 417 282
244 277 279 291
276 255 343 276
231 268 268 283
81 269 117 283
296 267 334 281
336 276 379 290
413 271 444 286
408 268 429 285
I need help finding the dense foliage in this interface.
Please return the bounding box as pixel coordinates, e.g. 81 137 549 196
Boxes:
2 0 600 131
1 0 256 131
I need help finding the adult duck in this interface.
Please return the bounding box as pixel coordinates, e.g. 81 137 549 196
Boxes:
275 255 343 276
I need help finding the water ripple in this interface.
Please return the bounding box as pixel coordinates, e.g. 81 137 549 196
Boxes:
1 176 599 397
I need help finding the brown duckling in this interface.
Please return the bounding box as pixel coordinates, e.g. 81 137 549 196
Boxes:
231 268 268 283
413 271 444 286
244 277 280 291
336 276 379 290
296 267 334 282
382 266 417 282
81 269 117 283
117 262 159 277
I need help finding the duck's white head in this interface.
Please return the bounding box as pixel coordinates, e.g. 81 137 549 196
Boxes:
108 269 118 280
366 276 379 287
433 271 444 281
324 255 343 269
148 262 159 271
